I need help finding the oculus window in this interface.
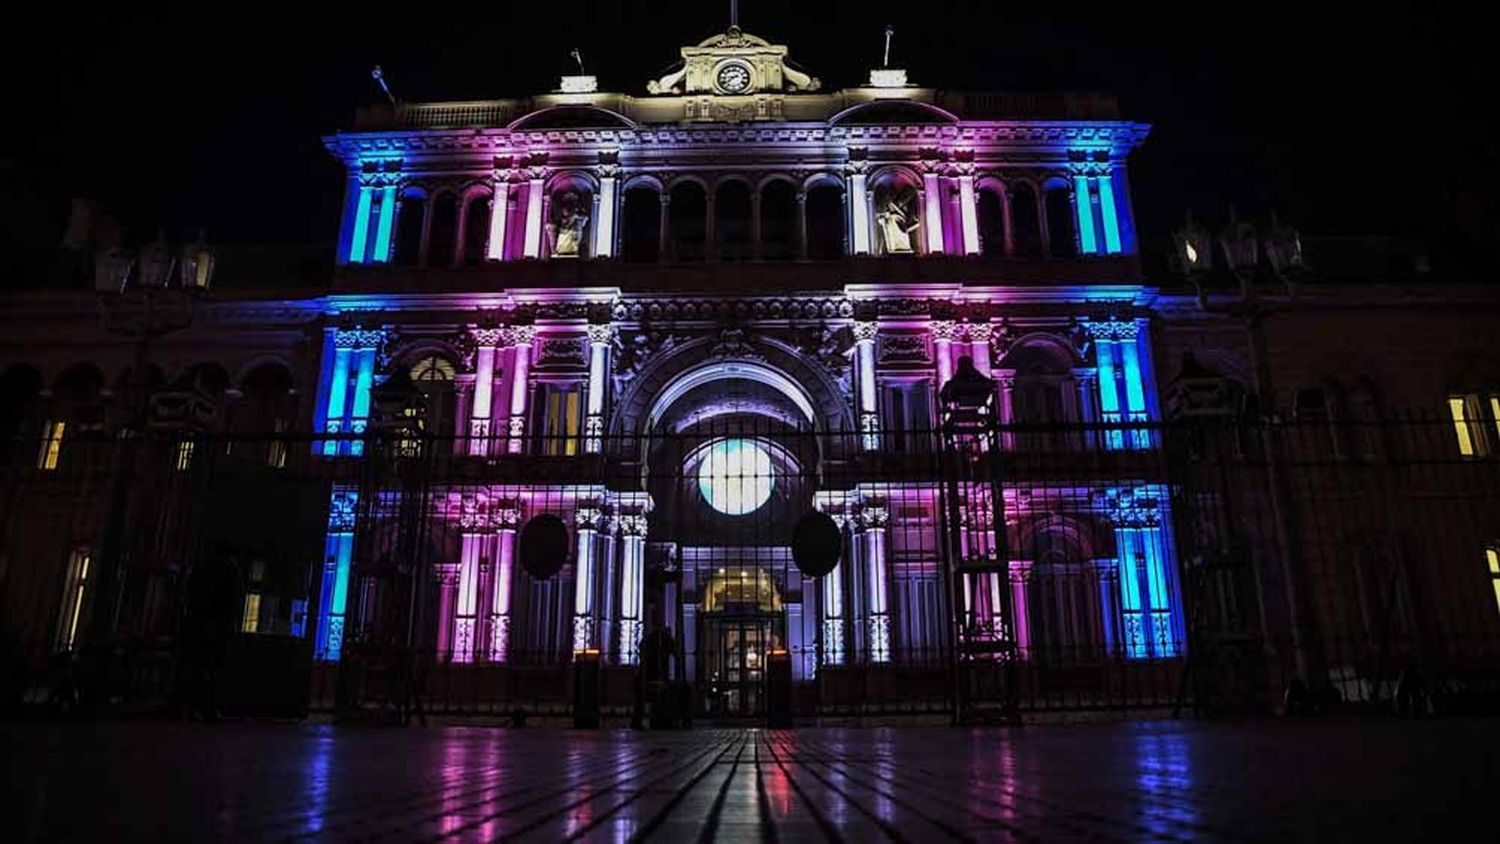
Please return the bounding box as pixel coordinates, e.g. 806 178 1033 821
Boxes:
697 438 774 515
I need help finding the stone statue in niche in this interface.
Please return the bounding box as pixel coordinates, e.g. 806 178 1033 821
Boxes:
875 195 919 254
547 190 590 257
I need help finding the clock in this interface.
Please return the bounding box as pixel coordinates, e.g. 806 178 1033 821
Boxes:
715 61 752 94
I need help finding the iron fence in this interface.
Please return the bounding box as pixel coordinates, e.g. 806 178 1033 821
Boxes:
1 411 1497 721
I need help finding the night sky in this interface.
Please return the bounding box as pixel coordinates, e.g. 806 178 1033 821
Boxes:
3 1 1494 283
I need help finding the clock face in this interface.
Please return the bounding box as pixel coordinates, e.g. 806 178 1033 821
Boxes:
716 62 751 94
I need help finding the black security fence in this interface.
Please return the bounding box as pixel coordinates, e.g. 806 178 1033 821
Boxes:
1 411 1498 721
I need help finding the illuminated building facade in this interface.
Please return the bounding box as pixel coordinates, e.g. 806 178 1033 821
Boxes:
4 27 1496 717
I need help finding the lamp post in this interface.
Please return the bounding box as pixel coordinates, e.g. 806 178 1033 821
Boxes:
1174 210 1313 696
84 232 214 707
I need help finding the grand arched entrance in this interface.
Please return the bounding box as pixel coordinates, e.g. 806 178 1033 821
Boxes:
634 357 836 717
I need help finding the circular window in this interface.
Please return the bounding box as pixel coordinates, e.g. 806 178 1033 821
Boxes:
697 439 774 515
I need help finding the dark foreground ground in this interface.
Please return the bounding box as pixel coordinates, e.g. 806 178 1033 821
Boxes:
5 718 1496 842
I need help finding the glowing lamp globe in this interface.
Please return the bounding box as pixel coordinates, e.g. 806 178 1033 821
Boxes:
698 439 774 515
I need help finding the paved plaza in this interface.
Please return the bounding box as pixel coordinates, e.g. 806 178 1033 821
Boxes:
6 718 1496 841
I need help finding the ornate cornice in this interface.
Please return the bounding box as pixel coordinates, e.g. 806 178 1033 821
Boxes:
610 295 851 323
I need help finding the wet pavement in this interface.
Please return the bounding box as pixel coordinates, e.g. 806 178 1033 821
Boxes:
6 718 1495 841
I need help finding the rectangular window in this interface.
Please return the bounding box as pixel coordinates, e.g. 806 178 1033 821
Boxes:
54 548 91 652
535 383 582 456
174 440 195 471
37 420 65 470
1488 546 1500 619
881 379 933 453
1449 394 1490 457
268 418 288 469
241 593 262 634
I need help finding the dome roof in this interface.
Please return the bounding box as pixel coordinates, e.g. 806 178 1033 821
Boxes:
509 105 635 131
828 100 959 127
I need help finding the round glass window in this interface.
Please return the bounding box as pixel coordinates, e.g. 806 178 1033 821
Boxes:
697 439 774 515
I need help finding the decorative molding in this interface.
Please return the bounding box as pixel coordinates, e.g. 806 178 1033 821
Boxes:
333 328 384 349
471 327 505 347
878 333 932 364
1083 319 1140 342
536 336 588 367
1095 487 1162 528
575 506 603 531
611 296 851 323
504 324 537 348
618 514 649 537
708 327 761 360
327 491 358 531
929 320 958 342
853 321 878 343
585 323 614 345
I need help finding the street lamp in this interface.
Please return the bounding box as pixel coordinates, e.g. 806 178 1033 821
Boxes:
1173 209 1313 701
83 231 215 708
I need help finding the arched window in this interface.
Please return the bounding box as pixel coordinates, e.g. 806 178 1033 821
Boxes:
1010 185 1043 258
1024 527 1103 665
428 193 459 267
393 194 425 266
1044 184 1077 258
869 170 923 256
620 185 662 263
546 180 594 258
461 193 490 265
759 180 797 261
402 355 458 454
976 184 1006 257
714 180 752 261
1007 342 1076 452
805 183 844 260
668 181 707 261
237 363 297 467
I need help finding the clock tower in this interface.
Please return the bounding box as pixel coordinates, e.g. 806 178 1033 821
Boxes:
646 26 821 98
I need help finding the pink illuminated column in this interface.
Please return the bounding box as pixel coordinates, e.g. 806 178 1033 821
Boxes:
994 368 1016 451
617 513 648 664
572 505 602 653
931 320 956 389
489 503 519 661
594 161 618 258
854 321 879 450
485 171 511 261
522 170 545 259
453 521 490 664
968 322 994 376
584 324 612 453
1011 563 1032 660
434 563 461 660
958 170 980 255
859 503 891 663
505 325 535 454
921 169 945 254
468 328 503 456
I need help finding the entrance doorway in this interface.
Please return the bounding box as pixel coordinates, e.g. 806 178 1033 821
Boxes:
702 614 781 716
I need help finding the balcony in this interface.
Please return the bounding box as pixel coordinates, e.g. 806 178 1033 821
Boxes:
332 253 1144 297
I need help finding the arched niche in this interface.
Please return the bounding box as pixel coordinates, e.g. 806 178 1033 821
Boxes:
544 171 598 259
759 178 797 261
804 177 845 261
620 179 663 263
868 167 924 257
667 179 708 261
714 178 753 261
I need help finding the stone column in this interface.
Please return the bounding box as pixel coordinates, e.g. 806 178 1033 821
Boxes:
859 504 891 663
486 172 511 261
704 191 717 261
848 167 872 255
658 192 672 259
921 171 945 253
454 524 487 664
584 324 612 453
468 328 503 456
794 190 809 260
572 506 602 653
595 165 618 258
931 320 956 389
994 369 1016 451
434 563 461 661
854 321 880 450
617 514 648 664
374 183 397 262
968 322 994 377
750 187 763 260
1002 188 1017 256
522 171 546 259
489 504 520 661
505 325 535 454
348 183 374 263
1036 187 1051 256
1011 563 1031 660
958 172 980 255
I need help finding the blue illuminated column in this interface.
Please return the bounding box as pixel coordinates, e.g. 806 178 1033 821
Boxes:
854 321 879 450
859 503 891 663
319 328 382 456
1097 173 1123 255
1109 490 1179 659
372 184 397 262
1073 175 1098 255
315 490 357 661
1091 320 1150 450
348 343 377 456
347 183 374 263
321 338 353 456
1109 163 1138 254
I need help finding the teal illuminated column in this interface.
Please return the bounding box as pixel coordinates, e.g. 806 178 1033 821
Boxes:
1089 320 1149 450
372 184 397 262
1097 173 1122 255
322 338 353 456
1073 175 1098 254
320 328 382 456
1107 487 1179 659
315 490 357 661
348 342 378 457
347 184 374 263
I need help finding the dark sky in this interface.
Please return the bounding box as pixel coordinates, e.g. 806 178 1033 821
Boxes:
4 1 1495 273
